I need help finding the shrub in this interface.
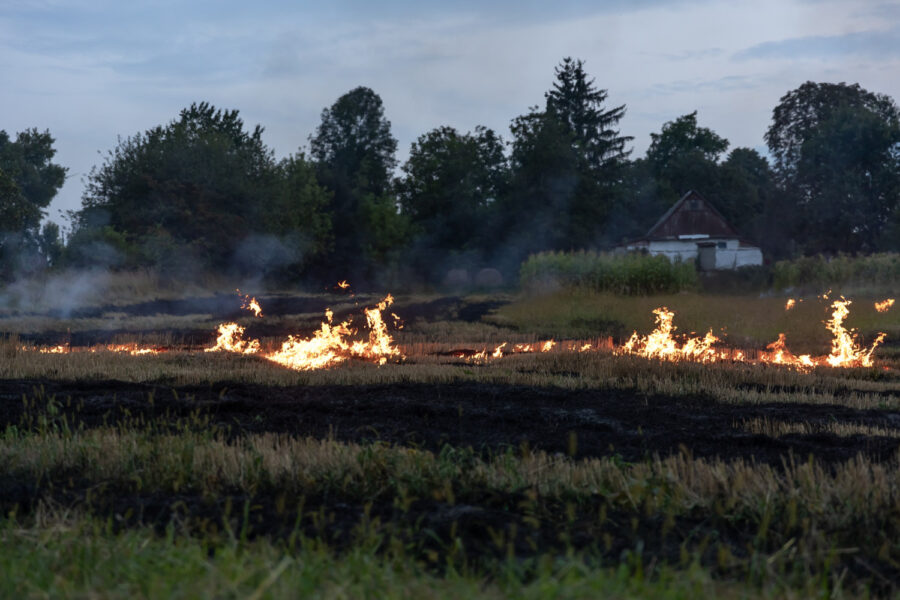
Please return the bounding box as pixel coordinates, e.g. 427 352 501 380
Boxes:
773 253 900 291
519 250 698 295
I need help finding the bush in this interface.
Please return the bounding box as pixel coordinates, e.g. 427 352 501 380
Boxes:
519 250 698 295
773 253 900 291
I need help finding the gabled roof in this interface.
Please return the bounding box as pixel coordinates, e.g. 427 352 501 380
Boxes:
643 190 739 240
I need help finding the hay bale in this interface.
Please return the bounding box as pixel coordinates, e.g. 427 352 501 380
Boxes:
474 268 503 288
442 268 470 289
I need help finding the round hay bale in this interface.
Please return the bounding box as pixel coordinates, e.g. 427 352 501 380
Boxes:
442 268 470 289
474 268 504 288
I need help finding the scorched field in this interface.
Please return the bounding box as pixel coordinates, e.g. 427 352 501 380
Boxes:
2 277 900 598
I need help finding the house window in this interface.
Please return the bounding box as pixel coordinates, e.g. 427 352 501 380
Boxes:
717 241 726 249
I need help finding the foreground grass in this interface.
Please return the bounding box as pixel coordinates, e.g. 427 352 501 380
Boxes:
2 513 745 600
1 422 888 598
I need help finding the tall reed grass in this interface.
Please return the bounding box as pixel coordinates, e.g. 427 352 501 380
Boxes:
773 253 900 292
519 251 698 295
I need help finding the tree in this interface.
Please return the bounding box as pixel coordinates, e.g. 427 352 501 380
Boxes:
718 148 786 256
0 129 67 276
545 57 631 175
310 87 407 279
74 102 331 275
397 125 508 278
499 58 631 260
644 111 729 204
263 153 334 275
765 82 900 253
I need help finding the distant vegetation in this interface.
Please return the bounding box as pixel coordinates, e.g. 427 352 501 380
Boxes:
519 250 697 295
773 252 900 291
2 61 900 288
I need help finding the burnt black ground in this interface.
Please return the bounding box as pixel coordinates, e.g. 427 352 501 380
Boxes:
11 295 509 347
4 378 900 465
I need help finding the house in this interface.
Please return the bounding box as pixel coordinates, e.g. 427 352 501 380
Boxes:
618 190 763 270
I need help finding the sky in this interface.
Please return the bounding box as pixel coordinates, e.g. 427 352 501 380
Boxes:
2 0 899 229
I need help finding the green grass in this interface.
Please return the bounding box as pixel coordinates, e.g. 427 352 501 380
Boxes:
519 251 698 296
489 289 899 353
1 419 888 599
774 253 900 293
1 512 752 600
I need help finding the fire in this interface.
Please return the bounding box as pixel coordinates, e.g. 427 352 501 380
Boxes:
875 298 895 313
785 298 796 311
34 343 162 355
237 290 263 317
39 345 68 354
105 343 162 355
264 295 403 370
823 299 884 368
619 307 722 363
337 280 350 289
265 309 355 370
357 294 402 365
760 333 814 367
621 299 886 369
205 323 260 355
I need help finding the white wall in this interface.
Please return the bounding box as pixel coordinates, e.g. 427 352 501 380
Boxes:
623 239 763 270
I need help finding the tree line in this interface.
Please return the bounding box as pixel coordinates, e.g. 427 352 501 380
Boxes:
3 57 899 286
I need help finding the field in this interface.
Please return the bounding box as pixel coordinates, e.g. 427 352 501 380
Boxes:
2 277 900 598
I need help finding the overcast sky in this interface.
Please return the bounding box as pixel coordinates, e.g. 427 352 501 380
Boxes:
2 0 899 229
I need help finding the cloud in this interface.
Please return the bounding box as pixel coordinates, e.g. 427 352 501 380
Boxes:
734 26 900 61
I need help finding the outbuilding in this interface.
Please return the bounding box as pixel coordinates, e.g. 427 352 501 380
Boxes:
618 190 763 270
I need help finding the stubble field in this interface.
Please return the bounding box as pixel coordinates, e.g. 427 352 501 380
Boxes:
2 278 900 598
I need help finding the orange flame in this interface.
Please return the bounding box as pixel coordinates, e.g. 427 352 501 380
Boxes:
875 298 895 313
823 299 884 368
337 280 350 289
785 298 796 311
264 295 402 370
236 290 263 317
619 307 721 363
205 323 260 355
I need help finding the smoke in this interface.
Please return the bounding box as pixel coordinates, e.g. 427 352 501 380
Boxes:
0 268 114 318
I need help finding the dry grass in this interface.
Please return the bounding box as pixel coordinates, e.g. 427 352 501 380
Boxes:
491 289 900 352
738 417 900 439
1 336 898 410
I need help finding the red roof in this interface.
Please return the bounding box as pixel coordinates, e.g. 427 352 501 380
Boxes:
643 190 739 240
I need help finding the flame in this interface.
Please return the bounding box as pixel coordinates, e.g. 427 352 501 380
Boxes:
337 280 350 289
875 298 895 313
35 343 162 355
760 333 814 368
541 340 556 352
105 343 162 355
265 309 355 370
205 323 260 355
785 298 796 311
620 300 886 370
39 345 69 354
823 299 884 368
236 290 263 317
619 307 721 363
264 295 402 370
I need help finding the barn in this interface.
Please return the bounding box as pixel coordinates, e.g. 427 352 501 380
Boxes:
618 190 763 270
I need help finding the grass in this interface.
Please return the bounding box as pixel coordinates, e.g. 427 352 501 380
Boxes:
2 510 750 600
489 288 900 352
3 418 896 598
2 283 900 596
